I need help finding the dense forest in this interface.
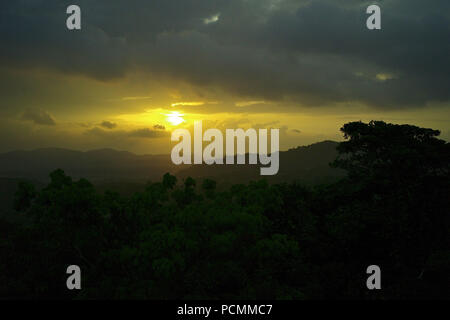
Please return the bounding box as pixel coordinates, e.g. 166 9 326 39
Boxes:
0 121 449 299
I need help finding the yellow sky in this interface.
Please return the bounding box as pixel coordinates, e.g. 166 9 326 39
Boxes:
0 68 449 155
1 1 449 154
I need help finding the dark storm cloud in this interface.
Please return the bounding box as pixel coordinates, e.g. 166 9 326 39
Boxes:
100 121 117 129
0 0 449 108
21 108 56 126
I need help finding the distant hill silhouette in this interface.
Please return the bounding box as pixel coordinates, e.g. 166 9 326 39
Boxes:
0 148 180 182
0 141 344 217
0 141 344 185
0 141 344 218
177 140 345 186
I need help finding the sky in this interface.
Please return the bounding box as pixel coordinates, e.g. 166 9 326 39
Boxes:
0 0 449 154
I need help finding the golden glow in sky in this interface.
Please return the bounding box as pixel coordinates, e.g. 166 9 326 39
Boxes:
165 111 185 126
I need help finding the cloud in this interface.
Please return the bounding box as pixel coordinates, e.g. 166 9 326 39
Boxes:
0 0 449 109
21 108 56 126
171 102 205 107
153 124 166 130
86 127 168 139
78 122 93 128
121 96 151 101
375 73 396 82
235 101 267 107
204 13 220 25
129 128 168 139
100 121 117 129
253 120 280 128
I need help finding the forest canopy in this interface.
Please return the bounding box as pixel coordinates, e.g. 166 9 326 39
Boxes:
1 121 449 299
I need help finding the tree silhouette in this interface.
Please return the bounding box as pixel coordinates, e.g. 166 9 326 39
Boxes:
1 121 448 299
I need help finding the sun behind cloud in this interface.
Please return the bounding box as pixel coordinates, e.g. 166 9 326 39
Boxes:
165 111 185 126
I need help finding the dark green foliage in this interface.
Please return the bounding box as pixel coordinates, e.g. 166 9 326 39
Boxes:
0 121 449 299
201 179 217 199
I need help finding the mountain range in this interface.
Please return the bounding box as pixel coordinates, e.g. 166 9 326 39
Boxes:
0 141 344 184
0 141 345 217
